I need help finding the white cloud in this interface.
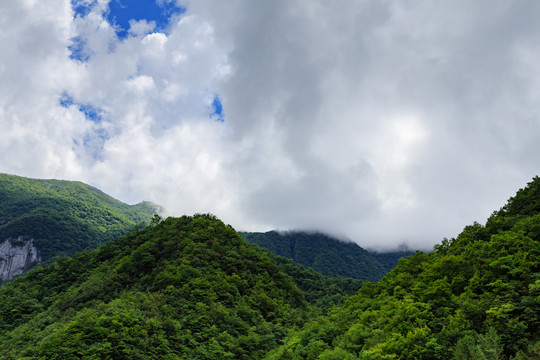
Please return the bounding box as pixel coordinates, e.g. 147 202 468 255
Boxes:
186 0 540 249
128 19 156 37
127 75 156 95
1 0 540 250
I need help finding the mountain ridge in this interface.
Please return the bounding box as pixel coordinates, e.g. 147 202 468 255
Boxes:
240 230 414 282
0 173 160 282
0 173 538 358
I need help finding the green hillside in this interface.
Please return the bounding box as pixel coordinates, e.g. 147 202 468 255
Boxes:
240 231 413 282
0 176 538 359
268 177 540 359
0 173 159 279
249 244 363 313
0 214 347 359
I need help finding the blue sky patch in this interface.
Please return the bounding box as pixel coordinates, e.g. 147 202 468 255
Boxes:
78 104 103 123
70 1 98 62
72 0 97 18
59 93 75 108
83 127 109 161
60 93 103 123
211 95 225 122
69 1 185 61
106 0 185 39
73 128 110 162
68 36 91 62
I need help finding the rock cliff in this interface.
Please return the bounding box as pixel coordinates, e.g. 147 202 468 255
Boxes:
0 237 41 283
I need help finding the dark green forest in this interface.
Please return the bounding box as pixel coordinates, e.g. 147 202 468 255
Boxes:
0 173 159 261
241 231 413 282
0 175 538 359
0 214 361 359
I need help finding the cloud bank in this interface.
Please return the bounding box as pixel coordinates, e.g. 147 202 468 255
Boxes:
1 0 540 250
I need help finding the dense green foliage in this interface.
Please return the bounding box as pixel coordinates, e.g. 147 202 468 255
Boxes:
370 248 417 275
1 175 538 359
268 177 540 359
0 215 319 359
0 173 158 261
241 231 413 281
250 245 363 313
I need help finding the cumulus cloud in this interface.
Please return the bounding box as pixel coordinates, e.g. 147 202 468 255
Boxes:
187 0 540 249
1 0 540 250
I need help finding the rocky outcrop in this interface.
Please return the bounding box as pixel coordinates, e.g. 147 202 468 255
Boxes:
0 237 41 283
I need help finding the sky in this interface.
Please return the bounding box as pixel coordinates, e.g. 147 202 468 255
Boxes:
1 0 540 250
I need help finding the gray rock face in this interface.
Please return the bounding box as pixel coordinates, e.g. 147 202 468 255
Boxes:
0 237 41 283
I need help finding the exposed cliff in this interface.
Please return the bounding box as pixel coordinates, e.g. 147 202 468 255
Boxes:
0 237 40 283
0 173 160 282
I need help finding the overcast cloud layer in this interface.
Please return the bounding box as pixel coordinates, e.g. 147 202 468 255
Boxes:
1 0 540 250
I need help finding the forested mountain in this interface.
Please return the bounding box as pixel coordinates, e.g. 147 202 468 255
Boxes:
268 177 540 359
240 231 413 281
0 214 360 359
0 175 538 359
251 244 363 313
0 173 159 282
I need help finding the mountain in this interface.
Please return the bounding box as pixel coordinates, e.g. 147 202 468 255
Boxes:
0 173 160 282
0 214 360 359
248 243 363 313
371 246 417 273
1 176 538 358
268 177 540 359
240 231 414 282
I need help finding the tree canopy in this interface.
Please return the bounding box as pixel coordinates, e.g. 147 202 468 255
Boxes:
0 214 362 359
267 177 540 359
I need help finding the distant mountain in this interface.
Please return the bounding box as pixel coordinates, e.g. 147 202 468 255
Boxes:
240 231 414 282
246 242 363 312
0 173 160 282
371 246 417 273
